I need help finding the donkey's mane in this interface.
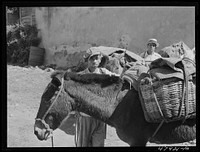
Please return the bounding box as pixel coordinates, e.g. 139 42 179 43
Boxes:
62 72 128 122
64 72 122 88
49 71 127 122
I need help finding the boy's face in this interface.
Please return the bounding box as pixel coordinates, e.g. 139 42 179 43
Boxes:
88 54 102 68
147 43 156 53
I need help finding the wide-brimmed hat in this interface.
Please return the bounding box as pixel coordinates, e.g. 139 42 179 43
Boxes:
147 38 159 47
84 50 109 67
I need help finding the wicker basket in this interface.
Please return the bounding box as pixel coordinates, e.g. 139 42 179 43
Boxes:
139 77 196 123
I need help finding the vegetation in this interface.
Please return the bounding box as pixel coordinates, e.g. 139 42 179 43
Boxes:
7 24 41 65
6 7 19 14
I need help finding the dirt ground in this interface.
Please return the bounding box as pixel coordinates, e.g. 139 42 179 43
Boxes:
7 65 196 147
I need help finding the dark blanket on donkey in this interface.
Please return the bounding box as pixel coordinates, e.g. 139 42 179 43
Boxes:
121 57 196 91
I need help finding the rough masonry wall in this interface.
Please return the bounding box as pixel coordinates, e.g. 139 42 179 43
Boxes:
35 7 195 68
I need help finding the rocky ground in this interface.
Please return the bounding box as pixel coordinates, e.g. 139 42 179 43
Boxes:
7 65 196 148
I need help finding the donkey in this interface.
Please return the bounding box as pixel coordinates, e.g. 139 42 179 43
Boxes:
34 71 196 146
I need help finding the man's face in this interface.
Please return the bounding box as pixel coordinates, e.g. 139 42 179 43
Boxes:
88 54 102 68
147 43 156 53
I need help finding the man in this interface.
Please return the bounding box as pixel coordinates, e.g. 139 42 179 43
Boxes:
140 38 161 66
75 51 120 147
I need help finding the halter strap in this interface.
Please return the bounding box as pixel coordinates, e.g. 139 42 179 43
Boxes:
35 118 52 130
41 77 64 120
35 77 65 147
35 77 64 128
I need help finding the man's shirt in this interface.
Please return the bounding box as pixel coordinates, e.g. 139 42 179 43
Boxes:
140 51 161 65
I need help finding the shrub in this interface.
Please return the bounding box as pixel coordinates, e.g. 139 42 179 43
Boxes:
7 24 40 65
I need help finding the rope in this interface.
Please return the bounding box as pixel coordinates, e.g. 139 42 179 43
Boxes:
74 114 79 147
42 77 64 120
149 120 165 142
183 57 196 67
35 77 65 147
181 59 190 123
51 135 54 147
148 77 166 142
138 73 166 142
149 81 165 121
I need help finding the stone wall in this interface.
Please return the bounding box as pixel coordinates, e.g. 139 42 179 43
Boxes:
35 7 195 68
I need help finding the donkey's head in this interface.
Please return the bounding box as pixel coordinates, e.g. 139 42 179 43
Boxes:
34 71 75 141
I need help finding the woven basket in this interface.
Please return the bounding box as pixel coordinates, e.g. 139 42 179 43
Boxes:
139 77 196 123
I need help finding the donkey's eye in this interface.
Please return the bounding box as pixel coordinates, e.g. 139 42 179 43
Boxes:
48 115 54 120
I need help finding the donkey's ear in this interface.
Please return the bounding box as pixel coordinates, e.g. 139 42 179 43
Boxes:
51 77 61 87
50 70 64 86
50 70 64 78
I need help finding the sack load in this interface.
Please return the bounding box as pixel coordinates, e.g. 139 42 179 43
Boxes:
158 41 195 62
121 60 149 90
138 57 196 123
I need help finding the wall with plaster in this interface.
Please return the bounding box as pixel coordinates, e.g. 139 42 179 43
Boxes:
35 7 195 68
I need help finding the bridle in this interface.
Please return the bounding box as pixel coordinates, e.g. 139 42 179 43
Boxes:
35 77 65 147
